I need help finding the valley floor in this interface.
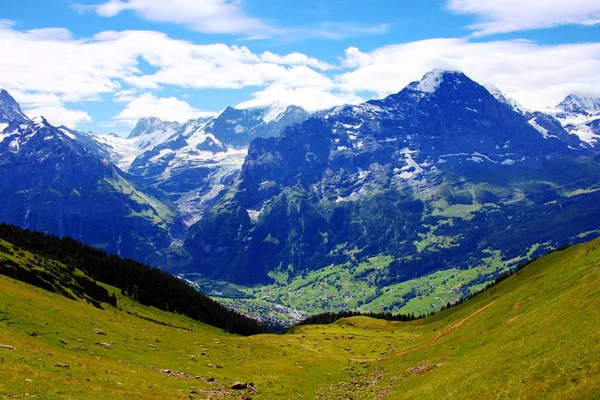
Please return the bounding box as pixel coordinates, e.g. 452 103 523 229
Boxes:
2 238 600 399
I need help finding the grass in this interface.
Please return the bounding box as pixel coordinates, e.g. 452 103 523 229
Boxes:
2 236 600 398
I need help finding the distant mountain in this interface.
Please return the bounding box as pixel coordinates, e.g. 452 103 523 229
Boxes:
127 117 181 139
557 94 600 114
183 70 600 287
540 93 600 146
88 105 310 225
0 112 184 266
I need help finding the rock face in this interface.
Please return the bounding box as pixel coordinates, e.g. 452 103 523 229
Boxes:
0 116 184 266
0 89 28 124
184 70 600 285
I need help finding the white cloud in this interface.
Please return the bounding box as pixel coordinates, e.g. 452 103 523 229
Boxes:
338 38 600 109
448 0 600 36
11 91 92 128
2 21 600 129
25 104 92 128
93 0 273 36
0 23 337 127
304 22 390 40
88 1 389 40
260 51 334 71
115 93 214 125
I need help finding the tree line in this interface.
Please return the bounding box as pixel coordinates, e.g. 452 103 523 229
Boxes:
0 223 267 336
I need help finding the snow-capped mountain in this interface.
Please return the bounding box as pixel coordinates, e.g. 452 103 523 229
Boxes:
184 70 600 284
87 104 310 225
557 94 600 114
541 94 600 146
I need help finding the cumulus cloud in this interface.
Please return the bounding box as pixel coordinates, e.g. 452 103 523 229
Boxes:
448 0 600 36
115 93 215 125
338 38 600 109
0 23 336 127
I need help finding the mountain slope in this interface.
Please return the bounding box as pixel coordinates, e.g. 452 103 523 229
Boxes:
1 231 600 399
0 223 265 335
0 115 184 265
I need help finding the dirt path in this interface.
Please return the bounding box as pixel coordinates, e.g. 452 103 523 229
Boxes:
288 300 498 363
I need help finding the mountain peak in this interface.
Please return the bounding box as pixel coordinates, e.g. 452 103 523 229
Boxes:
407 69 467 95
557 94 600 114
0 89 29 124
30 115 49 128
128 117 180 139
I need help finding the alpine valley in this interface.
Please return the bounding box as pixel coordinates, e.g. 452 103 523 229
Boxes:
2 70 600 327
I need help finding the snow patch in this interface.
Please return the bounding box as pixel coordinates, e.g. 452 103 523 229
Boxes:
262 103 288 124
528 118 554 139
59 128 77 140
416 69 446 93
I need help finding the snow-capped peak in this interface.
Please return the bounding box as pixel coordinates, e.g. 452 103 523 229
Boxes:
410 69 465 94
31 115 49 128
485 84 527 115
128 117 180 139
557 94 600 114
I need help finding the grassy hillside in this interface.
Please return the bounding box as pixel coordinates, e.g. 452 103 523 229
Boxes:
2 234 600 398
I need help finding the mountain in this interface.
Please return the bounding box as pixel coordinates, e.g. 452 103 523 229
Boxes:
2 225 600 398
0 112 184 266
183 70 600 294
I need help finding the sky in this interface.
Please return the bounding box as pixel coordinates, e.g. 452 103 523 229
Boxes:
1 0 600 135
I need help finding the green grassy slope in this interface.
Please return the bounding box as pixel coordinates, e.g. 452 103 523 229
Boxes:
2 236 600 399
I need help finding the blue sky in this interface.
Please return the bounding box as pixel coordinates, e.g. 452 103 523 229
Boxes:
1 0 600 134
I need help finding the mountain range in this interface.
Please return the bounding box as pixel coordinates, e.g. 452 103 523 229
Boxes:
2 70 600 319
